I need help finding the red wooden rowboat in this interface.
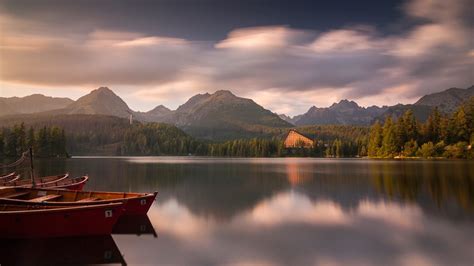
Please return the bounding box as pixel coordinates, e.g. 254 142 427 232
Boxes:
0 187 157 215
0 202 124 238
33 175 89 190
4 174 68 187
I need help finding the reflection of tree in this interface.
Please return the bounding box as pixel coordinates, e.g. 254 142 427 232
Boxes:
370 163 422 201
370 162 474 212
35 158 474 221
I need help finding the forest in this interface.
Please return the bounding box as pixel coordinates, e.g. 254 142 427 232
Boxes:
0 123 67 158
367 97 474 159
0 97 472 159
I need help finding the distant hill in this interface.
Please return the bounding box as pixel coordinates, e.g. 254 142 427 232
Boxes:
278 114 294 124
136 105 173 122
292 100 387 126
62 87 133 118
414 86 474 113
147 105 172 117
165 90 292 140
286 85 474 125
0 94 73 116
374 104 434 122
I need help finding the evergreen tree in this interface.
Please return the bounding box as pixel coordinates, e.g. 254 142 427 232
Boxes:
368 120 383 157
381 116 398 158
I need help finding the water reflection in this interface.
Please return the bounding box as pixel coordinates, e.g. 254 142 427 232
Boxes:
0 235 126 265
27 157 474 265
113 215 157 237
117 192 474 265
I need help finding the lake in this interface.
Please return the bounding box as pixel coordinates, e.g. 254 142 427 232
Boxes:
3 157 474 265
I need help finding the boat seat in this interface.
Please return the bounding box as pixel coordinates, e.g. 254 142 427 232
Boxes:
29 194 63 202
2 192 30 199
77 197 99 202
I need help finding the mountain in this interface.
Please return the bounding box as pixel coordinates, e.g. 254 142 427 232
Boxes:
374 104 434 122
147 105 172 117
414 86 474 113
0 94 73 116
166 90 292 139
292 100 387 126
63 87 133 118
278 114 294 124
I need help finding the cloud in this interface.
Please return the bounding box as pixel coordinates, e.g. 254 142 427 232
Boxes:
0 0 473 115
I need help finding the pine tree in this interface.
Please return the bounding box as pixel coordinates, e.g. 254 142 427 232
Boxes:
368 120 383 157
381 116 398 158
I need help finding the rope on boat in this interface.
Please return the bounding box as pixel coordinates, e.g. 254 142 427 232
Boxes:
0 151 29 169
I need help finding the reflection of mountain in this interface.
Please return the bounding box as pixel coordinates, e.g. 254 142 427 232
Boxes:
141 191 474 266
35 157 474 221
0 235 126 265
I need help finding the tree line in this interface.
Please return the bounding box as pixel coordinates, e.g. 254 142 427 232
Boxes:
0 123 67 158
1 98 472 159
367 97 474 159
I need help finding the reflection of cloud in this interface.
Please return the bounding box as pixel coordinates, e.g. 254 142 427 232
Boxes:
136 191 474 265
243 193 349 226
357 200 423 230
148 199 213 239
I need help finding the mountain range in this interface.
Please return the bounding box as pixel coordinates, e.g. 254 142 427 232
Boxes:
283 85 474 126
0 94 73 116
0 85 472 140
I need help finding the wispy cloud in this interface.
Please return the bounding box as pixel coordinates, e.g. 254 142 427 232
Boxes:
0 0 472 115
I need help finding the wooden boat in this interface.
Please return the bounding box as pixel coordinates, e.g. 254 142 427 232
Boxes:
0 187 157 215
0 174 20 185
0 172 15 180
0 202 124 238
0 235 126 265
34 175 89 190
4 173 68 187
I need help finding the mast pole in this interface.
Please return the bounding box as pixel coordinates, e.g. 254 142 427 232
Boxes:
29 147 36 187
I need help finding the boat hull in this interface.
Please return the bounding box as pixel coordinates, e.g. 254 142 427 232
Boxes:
0 188 156 215
0 203 124 238
35 176 88 190
5 174 68 187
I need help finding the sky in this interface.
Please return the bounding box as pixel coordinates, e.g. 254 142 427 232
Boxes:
0 0 473 116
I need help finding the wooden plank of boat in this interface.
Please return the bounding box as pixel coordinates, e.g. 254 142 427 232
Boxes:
0 202 124 238
0 174 20 185
0 187 157 215
0 172 15 180
4 173 69 187
34 175 89 190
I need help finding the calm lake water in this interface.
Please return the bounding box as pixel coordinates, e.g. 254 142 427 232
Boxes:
3 157 474 265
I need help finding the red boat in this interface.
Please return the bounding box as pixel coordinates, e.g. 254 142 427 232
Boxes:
0 187 157 215
0 202 124 238
32 175 89 190
4 174 68 187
